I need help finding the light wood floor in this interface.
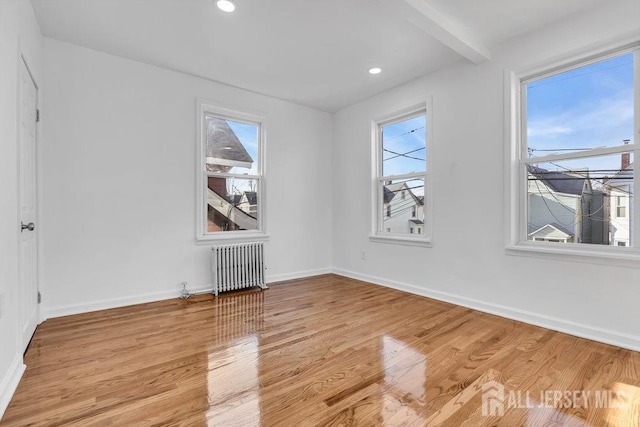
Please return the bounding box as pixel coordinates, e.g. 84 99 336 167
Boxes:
2 274 639 426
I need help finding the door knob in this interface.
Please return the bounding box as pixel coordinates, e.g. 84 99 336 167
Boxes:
21 222 35 232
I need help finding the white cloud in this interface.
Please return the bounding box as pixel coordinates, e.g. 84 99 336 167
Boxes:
528 125 573 138
528 89 633 145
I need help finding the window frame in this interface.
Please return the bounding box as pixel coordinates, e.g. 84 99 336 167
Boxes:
505 42 640 263
370 98 434 247
195 99 268 243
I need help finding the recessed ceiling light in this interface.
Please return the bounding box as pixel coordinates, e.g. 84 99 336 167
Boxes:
368 67 382 75
216 0 236 12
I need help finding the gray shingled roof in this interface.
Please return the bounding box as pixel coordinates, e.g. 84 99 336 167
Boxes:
383 182 424 205
383 186 395 204
527 165 586 196
206 116 254 165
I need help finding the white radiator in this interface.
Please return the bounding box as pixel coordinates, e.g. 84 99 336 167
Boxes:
211 242 267 296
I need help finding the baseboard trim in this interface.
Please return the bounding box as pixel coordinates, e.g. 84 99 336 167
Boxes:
267 268 332 284
43 268 333 319
0 356 25 420
44 289 180 319
333 268 640 352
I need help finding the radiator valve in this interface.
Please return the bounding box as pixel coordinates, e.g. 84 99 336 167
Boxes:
180 282 190 300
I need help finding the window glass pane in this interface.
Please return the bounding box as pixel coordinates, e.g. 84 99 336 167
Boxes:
527 153 633 245
381 177 424 234
206 177 259 232
205 115 258 174
382 114 426 176
526 52 634 157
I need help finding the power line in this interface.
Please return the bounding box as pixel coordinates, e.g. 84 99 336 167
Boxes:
383 147 425 161
532 178 575 229
532 180 608 221
386 200 423 220
527 60 633 90
383 126 425 140
546 161 634 196
383 148 425 162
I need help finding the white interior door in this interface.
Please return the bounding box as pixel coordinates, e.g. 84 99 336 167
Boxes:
18 58 39 351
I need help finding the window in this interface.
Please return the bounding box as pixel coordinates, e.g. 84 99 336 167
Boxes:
617 195 627 218
371 99 433 245
507 45 639 255
196 101 265 241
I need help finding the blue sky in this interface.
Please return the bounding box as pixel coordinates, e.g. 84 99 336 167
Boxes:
226 119 259 194
382 115 426 177
527 52 634 174
227 119 259 174
381 115 426 197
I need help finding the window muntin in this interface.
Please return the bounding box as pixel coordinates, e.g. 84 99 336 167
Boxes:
374 108 429 240
519 48 637 249
197 103 264 240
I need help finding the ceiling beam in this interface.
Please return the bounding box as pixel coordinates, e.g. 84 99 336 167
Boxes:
403 0 490 64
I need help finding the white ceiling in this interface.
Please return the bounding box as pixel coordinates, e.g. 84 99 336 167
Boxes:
31 0 610 112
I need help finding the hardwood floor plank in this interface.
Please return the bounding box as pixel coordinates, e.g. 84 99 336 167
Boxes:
2 274 639 426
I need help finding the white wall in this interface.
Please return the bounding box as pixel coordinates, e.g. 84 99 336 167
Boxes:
41 39 332 317
0 0 42 417
332 1 640 350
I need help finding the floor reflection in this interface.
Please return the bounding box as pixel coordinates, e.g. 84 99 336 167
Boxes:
381 336 428 425
206 291 265 426
605 382 640 425
210 290 265 344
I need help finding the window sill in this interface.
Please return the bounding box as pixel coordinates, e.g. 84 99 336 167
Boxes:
369 235 432 248
505 242 640 267
196 232 270 245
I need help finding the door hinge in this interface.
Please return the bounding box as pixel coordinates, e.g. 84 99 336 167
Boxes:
36 109 40 123
37 291 41 304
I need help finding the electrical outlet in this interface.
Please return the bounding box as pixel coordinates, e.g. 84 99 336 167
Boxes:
361 250 366 261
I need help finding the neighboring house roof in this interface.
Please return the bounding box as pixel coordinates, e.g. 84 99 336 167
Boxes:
383 182 424 205
409 219 424 225
242 191 257 205
383 182 406 203
528 223 573 239
383 186 396 203
206 116 254 170
230 194 243 205
207 188 257 230
605 162 633 187
527 165 588 196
